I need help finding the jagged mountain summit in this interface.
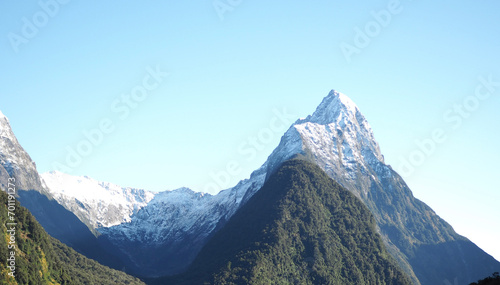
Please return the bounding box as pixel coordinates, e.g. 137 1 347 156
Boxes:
41 171 155 228
262 90 385 190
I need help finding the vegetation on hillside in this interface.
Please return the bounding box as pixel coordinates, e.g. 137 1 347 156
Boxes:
154 158 412 284
0 188 145 285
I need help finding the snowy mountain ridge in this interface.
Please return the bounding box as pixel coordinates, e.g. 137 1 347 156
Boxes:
41 171 156 228
94 165 267 276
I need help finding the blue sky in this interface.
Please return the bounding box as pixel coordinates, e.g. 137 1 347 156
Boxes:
1 1 499 261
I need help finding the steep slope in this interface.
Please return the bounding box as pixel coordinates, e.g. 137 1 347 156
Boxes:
153 159 412 285
261 90 500 284
0 189 145 284
41 171 155 228
0 110 123 270
0 111 47 195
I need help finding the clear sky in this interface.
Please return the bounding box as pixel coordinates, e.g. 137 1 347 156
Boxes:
1 1 499 262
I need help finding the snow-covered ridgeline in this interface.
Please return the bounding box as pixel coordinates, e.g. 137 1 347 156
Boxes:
41 171 155 228
45 89 385 239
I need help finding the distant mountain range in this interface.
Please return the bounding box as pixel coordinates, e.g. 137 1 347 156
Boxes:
1 91 499 284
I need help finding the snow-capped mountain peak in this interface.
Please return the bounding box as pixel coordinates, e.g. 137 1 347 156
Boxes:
302 90 359 125
298 90 384 164
261 90 384 188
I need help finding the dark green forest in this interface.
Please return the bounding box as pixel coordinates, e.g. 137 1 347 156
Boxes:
153 158 412 284
0 189 145 285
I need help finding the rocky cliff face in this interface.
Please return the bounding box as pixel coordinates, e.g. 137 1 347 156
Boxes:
0 111 47 193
